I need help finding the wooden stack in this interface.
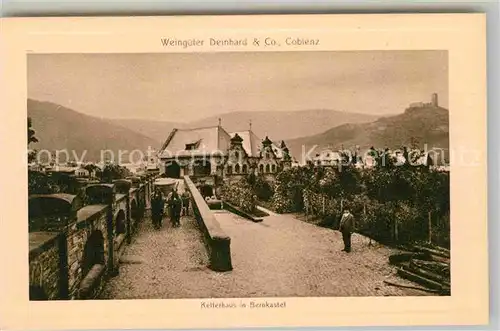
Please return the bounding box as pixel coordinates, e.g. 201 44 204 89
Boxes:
389 244 450 295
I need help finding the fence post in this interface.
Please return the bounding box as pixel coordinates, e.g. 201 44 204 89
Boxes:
322 195 325 214
428 210 432 244
394 218 399 243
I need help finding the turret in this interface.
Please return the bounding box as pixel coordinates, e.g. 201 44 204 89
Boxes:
262 136 273 148
230 133 244 147
432 93 438 107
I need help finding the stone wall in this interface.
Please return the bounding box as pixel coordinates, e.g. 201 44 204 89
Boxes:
28 173 155 300
29 232 64 300
68 205 109 298
184 175 232 272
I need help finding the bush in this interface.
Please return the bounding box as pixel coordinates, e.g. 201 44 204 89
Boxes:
221 179 256 214
432 212 450 249
269 163 449 247
100 164 131 183
270 167 316 213
246 173 274 202
28 171 58 195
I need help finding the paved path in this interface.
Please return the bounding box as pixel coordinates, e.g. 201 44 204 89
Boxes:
101 203 430 299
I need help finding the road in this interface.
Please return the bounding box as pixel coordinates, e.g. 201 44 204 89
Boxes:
100 204 429 299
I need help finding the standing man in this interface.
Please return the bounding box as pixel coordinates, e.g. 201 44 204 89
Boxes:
150 188 164 229
181 189 191 216
338 209 355 252
168 187 182 227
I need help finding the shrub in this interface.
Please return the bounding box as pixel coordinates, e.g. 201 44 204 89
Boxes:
250 160 450 247
220 179 256 214
28 171 58 195
246 173 274 202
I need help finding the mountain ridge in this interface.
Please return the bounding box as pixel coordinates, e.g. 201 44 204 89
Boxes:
100 108 380 143
27 98 447 166
28 99 162 163
286 105 449 162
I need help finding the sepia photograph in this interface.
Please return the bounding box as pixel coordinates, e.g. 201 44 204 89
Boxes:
0 13 489 330
27 50 452 301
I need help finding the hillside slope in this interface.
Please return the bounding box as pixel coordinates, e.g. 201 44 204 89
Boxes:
28 99 162 163
286 106 449 162
181 109 378 141
108 118 183 145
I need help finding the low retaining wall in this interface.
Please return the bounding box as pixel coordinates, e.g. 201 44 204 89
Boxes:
78 264 106 299
29 232 67 300
206 199 223 210
223 201 263 223
184 176 232 272
28 174 155 300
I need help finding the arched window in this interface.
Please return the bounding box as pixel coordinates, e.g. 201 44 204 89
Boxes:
271 164 276 173
226 165 232 174
131 200 138 221
193 159 211 177
242 164 248 174
115 210 126 234
165 161 181 179
265 164 270 173
259 164 264 173
82 231 105 276
234 164 240 174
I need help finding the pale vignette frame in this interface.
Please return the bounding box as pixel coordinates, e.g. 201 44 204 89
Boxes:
0 13 488 330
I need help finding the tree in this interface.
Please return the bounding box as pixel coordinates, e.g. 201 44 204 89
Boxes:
28 171 57 195
83 164 102 178
27 117 39 162
100 164 130 183
27 117 38 145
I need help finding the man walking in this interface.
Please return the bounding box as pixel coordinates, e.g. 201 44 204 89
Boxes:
181 190 191 216
168 187 182 227
150 188 164 229
338 209 355 252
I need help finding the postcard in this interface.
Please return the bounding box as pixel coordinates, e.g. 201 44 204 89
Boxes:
0 13 488 330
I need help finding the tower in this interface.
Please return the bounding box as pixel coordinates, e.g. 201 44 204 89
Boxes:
431 93 438 107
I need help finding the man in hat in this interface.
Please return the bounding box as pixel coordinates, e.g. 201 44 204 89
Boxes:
181 189 191 216
150 188 165 229
168 186 182 227
338 209 355 252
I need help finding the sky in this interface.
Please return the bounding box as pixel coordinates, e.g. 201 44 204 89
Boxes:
28 51 448 123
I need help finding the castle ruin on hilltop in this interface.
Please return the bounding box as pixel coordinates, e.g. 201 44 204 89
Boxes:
408 93 439 109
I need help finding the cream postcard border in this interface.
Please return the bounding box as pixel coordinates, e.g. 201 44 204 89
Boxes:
0 14 488 330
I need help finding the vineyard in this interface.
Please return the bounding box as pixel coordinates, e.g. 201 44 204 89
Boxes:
266 162 450 248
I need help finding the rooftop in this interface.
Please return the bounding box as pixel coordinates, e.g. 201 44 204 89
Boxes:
159 125 286 159
158 125 231 158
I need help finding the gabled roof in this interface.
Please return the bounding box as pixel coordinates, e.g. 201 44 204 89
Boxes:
159 126 231 158
228 130 286 159
271 142 285 159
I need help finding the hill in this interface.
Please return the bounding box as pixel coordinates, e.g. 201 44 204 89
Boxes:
286 106 449 163
27 99 162 163
108 109 378 143
107 118 183 144
187 109 379 141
